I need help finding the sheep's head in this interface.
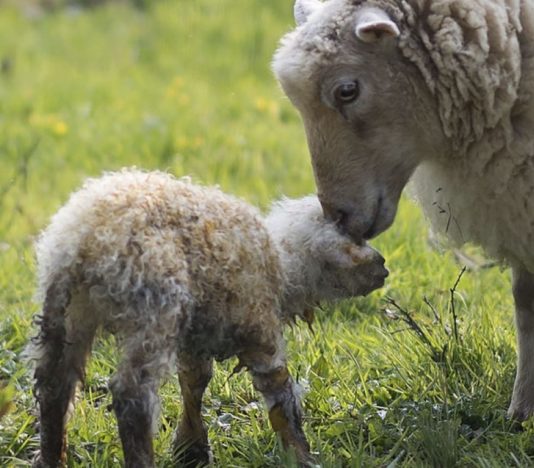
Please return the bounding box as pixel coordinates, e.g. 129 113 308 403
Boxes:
265 196 388 310
273 0 448 242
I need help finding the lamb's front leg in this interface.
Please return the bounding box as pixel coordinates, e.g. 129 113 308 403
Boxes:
241 345 312 466
173 354 213 467
509 266 534 420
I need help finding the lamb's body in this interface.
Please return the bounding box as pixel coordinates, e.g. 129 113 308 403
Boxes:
32 169 387 467
273 0 534 421
36 171 283 363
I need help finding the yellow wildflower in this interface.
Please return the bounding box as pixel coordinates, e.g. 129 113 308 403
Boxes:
52 121 68 136
254 97 279 118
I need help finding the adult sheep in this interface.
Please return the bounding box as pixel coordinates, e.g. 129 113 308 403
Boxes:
273 0 534 420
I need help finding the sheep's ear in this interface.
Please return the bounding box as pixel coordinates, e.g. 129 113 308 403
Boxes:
355 7 399 43
294 0 322 26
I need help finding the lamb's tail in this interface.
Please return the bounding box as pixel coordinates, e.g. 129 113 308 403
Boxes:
29 278 84 467
26 278 72 368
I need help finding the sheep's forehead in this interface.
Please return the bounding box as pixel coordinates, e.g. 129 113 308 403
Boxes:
273 0 373 103
273 0 405 80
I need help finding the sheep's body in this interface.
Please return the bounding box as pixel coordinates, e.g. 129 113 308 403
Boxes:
32 169 387 467
394 0 534 271
272 0 534 421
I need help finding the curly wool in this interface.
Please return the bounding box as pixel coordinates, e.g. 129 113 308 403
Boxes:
396 0 522 152
392 0 532 268
35 169 284 362
393 0 534 269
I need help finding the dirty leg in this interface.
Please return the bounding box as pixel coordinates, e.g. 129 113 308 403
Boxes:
509 266 534 420
110 338 166 468
33 287 95 468
173 355 213 466
244 351 312 466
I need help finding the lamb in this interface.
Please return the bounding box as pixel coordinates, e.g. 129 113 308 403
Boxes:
272 0 534 420
30 168 388 467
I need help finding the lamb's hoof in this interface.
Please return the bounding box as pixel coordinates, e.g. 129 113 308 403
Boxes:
295 451 320 468
31 452 52 468
31 454 44 468
298 456 320 468
173 440 212 467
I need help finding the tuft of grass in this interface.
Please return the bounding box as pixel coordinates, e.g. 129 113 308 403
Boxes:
0 1 531 466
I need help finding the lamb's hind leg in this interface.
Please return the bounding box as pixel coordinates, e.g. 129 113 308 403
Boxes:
33 288 97 467
110 326 174 468
509 266 534 420
240 342 312 466
173 354 213 466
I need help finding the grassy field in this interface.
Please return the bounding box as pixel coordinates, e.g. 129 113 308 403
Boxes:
0 1 532 466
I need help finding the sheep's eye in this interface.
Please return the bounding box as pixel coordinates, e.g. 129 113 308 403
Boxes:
334 81 359 104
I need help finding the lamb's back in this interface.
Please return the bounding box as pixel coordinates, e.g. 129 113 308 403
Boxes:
36 170 284 328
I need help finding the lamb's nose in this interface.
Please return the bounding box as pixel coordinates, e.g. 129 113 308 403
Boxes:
373 253 388 277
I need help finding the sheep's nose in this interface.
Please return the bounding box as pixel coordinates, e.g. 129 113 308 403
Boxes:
376 252 386 267
319 199 342 223
378 257 386 269
319 199 364 244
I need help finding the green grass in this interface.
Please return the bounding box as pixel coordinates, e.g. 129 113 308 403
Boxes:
0 1 531 466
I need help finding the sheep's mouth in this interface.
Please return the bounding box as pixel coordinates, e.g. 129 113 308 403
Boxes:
363 217 380 240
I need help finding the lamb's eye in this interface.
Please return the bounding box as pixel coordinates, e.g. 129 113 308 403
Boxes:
334 81 359 104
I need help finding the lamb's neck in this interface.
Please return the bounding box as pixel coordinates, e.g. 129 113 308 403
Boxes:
277 248 319 324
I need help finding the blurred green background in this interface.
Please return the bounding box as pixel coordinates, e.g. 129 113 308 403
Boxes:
0 1 531 466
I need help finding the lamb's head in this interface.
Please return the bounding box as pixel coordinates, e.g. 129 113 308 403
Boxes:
272 0 448 242
310 231 388 301
265 196 388 316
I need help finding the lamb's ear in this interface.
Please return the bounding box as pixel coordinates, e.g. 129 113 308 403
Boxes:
324 243 376 269
355 7 400 43
294 0 322 26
